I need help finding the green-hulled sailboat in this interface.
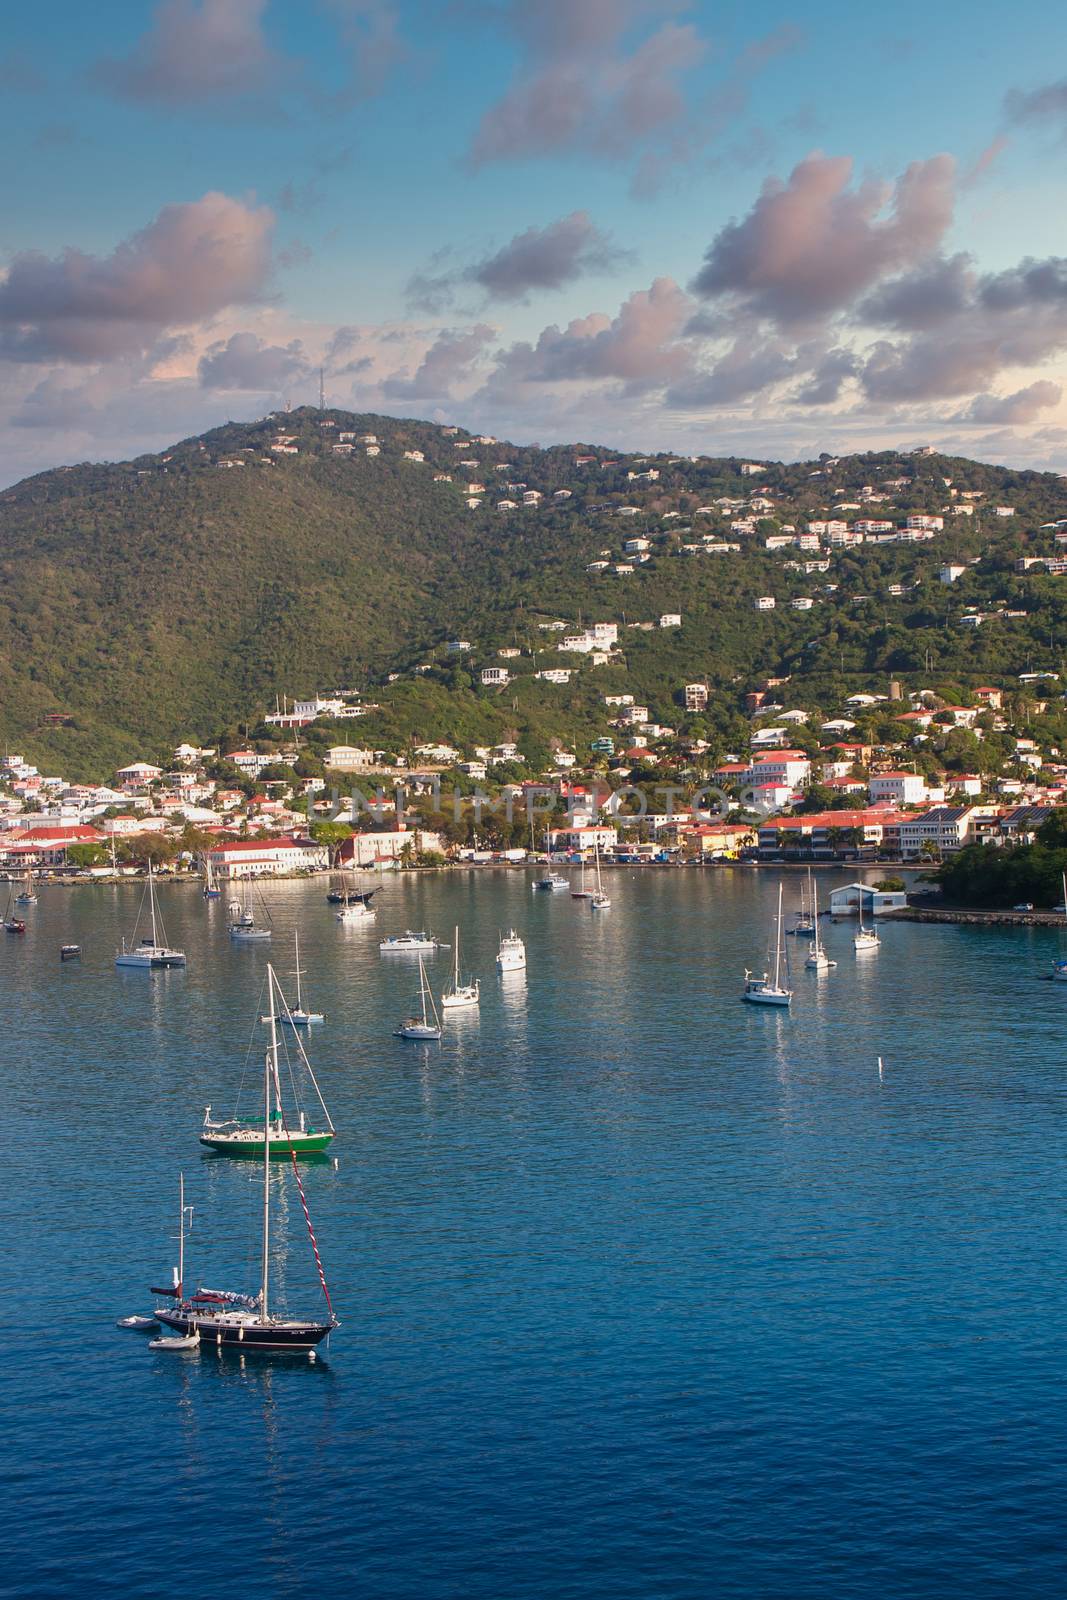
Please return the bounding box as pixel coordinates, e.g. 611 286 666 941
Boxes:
200 964 336 1156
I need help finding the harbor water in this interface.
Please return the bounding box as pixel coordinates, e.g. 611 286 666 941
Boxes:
3 867 1066 1597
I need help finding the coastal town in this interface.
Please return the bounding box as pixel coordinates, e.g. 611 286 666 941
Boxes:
6 415 1067 887
2 672 1064 880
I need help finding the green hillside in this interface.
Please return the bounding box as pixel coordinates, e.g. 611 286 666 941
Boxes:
3 407 1067 779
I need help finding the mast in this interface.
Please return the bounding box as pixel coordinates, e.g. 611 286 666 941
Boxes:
178 1171 185 1299
594 835 602 892
148 860 159 947
294 929 303 1011
261 965 276 1322
774 883 783 990
811 877 820 955
419 956 429 1026
453 925 460 991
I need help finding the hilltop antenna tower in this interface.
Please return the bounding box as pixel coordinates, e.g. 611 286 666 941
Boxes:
319 367 326 411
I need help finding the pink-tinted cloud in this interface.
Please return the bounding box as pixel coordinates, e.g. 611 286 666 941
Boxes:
384 324 496 400
691 153 956 326
959 382 1063 425
407 212 630 310
93 0 282 108
0 192 275 362
487 277 694 395
198 331 309 389
468 1 705 167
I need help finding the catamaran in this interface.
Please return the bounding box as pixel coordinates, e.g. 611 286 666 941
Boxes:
201 965 336 1154
497 929 526 971
265 931 323 1026
804 878 837 970
154 1061 338 1352
115 862 186 968
743 883 792 1007
590 837 611 910
394 955 443 1040
441 924 480 1011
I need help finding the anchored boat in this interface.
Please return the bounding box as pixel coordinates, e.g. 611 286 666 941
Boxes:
201 965 336 1155
115 862 186 968
149 1139 337 1353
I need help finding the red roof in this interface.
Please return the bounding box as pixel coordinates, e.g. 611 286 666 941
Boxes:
765 809 910 830
7 825 104 842
210 835 313 853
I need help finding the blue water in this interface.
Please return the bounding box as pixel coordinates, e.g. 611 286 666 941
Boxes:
3 869 1067 1598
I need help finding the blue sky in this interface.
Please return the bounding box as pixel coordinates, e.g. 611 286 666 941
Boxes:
2 0 1067 483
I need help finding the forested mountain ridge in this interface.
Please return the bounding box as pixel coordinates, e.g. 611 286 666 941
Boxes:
3 406 1067 780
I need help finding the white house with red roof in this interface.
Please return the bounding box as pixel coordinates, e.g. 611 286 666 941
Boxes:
206 835 329 878
868 771 928 805
0 824 106 866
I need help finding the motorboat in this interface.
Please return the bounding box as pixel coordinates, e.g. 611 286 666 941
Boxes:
497 929 526 972
380 930 441 953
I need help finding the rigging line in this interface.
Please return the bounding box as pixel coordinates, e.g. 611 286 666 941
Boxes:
271 1057 336 1322
234 971 271 1121
289 1010 335 1132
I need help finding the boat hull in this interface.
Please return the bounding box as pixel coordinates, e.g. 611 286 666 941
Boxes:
199 1131 335 1155
743 987 791 1007
156 1310 333 1350
116 951 186 968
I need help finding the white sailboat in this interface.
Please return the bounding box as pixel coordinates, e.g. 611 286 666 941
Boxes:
441 924 479 1011
497 929 526 971
853 887 880 952
590 836 611 910
534 830 569 890
229 879 271 941
805 878 837 970
269 930 324 1025
337 901 374 923
395 956 443 1039
571 855 593 899
743 883 792 1006
786 869 815 936
116 861 187 968
201 857 220 899
14 870 37 906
